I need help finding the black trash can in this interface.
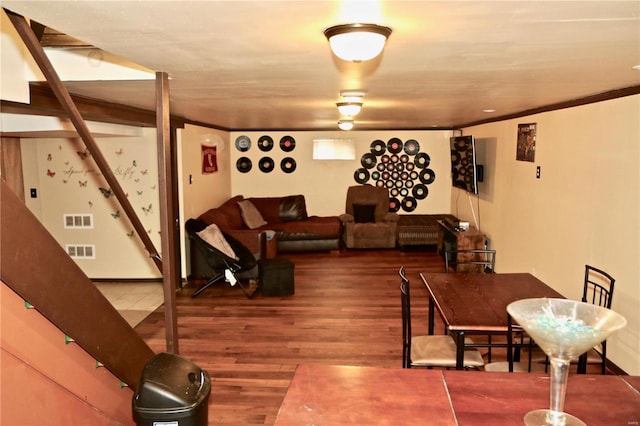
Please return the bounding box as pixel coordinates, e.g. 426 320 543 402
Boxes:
132 352 211 426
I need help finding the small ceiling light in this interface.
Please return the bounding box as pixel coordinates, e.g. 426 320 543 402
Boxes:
338 120 354 131
337 102 363 117
483 109 496 113
324 23 392 62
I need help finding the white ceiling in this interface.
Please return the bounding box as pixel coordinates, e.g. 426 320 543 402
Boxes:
3 1 639 131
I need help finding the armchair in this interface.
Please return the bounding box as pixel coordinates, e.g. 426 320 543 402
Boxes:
339 185 399 248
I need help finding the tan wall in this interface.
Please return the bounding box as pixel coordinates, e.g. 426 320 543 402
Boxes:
455 95 640 375
21 129 161 279
229 130 453 216
1 282 134 425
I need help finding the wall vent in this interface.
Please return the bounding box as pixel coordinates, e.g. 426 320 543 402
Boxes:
64 214 93 229
66 244 95 259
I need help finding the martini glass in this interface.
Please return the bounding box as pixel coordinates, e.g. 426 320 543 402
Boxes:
507 298 626 426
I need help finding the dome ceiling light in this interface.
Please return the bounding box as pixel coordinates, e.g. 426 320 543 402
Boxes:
338 119 355 131
337 90 366 116
324 23 392 62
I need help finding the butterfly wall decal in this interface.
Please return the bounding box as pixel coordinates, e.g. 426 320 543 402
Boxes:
111 210 120 219
63 179 68 184
132 160 137 167
137 190 143 195
47 153 52 161
77 149 90 160
126 230 134 238
88 201 93 207
99 187 114 198
46 169 56 177
150 185 156 190
79 180 87 187
115 148 124 156
140 169 148 175
141 204 153 215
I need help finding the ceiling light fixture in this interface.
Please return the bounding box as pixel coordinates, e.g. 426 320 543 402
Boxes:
338 120 354 131
324 23 392 62
337 102 363 117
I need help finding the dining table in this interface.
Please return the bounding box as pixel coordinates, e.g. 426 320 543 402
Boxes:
419 272 565 370
274 364 640 425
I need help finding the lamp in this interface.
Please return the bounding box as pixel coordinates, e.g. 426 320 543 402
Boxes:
338 120 354 131
337 90 366 116
337 102 362 117
324 23 392 62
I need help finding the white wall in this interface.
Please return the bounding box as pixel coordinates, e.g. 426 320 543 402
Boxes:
455 95 640 375
229 130 453 216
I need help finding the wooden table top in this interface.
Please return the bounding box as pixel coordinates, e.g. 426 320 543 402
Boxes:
420 272 565 333
275 364 640 425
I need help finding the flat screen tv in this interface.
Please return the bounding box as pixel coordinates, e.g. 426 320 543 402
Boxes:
450 135 479 195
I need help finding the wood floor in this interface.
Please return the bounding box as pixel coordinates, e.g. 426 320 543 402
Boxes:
134 248 603 425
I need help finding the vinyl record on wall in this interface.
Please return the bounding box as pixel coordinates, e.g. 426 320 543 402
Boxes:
354 168 370 184
387 138 403 154
401 196 417 212
236 157 252 173
414 152 431 169
388 197 400 213
370 140 386 156
279 135 296 152
381 154 390 163
258 135 274 152
404 139 420 156
419 168 436 184
376 163 385 172
412 184 428 199
361 153 377 169
372 171 380 180
259 156 275 173
280 157 296 173
235 135 251 152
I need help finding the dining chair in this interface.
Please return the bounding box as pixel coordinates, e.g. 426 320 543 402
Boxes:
400 266 484 369
443 249 497 361
484 314 546 373
578 264 616 374
444 249 496 273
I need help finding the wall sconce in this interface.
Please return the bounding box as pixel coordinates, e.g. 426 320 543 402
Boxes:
338 120 354 131
324 23 392 62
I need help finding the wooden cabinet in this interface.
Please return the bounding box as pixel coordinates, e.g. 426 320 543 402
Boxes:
437 221 487 272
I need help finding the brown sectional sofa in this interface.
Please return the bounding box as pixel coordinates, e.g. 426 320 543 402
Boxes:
196 194 342 254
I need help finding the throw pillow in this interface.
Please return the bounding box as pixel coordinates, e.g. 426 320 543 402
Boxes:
196 223 238 260
238 200 268 229
352 204 376 223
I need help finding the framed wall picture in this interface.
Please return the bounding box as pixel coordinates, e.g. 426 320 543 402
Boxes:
517 123 536 162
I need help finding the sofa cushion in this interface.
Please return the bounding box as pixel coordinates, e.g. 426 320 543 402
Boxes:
246 197 282 223
199 195 245 230
279 195 308 221
352 203 376 223
238 200 268 229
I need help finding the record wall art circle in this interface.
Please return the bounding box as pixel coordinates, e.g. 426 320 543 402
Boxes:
280 157 296 173
280 136 296 152
258 156 274 173
352 137 437 212
236 157 252 173
258 135 274 152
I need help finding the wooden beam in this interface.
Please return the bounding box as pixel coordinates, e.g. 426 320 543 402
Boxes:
6 9 163 272
156 71 180 353
1 180 155 388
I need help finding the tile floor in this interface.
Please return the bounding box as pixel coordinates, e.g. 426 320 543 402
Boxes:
94 281 164 327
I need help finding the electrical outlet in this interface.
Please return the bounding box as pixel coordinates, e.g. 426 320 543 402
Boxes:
536 166 541 179
30 188 37 198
